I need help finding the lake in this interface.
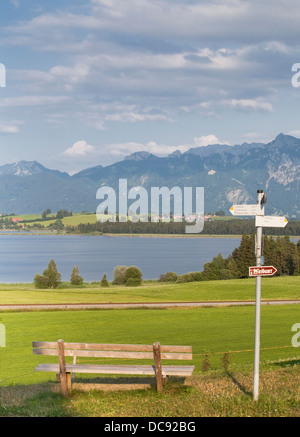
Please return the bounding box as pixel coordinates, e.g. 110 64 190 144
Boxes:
0 234 243 283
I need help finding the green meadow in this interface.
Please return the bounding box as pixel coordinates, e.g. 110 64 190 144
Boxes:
0 277 299 417
0 276 300 305
9 213 237 228
5 213 98 227
0 304 299 387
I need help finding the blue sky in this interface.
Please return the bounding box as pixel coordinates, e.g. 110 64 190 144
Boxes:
1 0 300 174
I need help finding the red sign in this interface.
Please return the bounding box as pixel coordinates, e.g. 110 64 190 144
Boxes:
249 266 277 277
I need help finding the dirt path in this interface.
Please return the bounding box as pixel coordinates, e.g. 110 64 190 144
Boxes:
0 300 299 311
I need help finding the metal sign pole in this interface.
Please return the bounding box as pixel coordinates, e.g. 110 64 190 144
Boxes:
230 190 288 402
253 223 262 401
253 190 264 401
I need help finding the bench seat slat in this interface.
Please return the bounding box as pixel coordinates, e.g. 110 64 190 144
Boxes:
35 363 195 377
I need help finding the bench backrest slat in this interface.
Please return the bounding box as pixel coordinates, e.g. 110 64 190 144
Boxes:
32 341 191 353
32 341 192 360
33 348 192 360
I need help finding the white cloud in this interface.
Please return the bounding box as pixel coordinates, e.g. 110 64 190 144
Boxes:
287 130 300 138
192 135 223 147
0 95 71 108
49 63 90 89
63 140 96 157
2 0 300 171
9 0 20 8
89 0 300 45
105 111 172 123
0 124 19 133
106 134 228 158
5 9 299 122
107 141 189 158
5 1 300 54
69 103 173 132
222 98 273 112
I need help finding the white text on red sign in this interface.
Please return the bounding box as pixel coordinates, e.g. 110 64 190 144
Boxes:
249 266 277 277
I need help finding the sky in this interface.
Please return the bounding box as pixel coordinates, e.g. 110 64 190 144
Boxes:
0 0 300 174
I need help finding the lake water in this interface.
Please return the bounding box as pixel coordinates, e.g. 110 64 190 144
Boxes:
0 234 242 283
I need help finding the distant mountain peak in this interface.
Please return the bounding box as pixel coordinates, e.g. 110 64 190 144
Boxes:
168 150 182 158
0 160 68 178
0 160 46 177
273 132 300 143
275 133 285 140
124 151 157 161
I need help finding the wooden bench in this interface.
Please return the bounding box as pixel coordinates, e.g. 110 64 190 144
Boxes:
33 339 194 397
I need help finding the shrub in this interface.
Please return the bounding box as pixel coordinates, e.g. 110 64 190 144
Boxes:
34 273 49 289
176 271 203 283
125 278 142 287
70 265 83 286
125 266 143 286
47 219 64 231
112 265 128 285
34 259 61 289
159 271 178 282
101 274 109 287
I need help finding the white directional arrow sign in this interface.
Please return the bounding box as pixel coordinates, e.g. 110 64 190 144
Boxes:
230 204 262 216
255 215 288 228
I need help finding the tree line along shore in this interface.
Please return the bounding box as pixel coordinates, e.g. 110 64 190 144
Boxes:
1 212 300 236
32 233 300 290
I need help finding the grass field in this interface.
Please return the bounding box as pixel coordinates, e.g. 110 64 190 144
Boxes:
0 367 299 417
0 304 299 416
0 277 299 417
9 213 238 228
6 213 98 227
1 304 300 382
0 276 299 304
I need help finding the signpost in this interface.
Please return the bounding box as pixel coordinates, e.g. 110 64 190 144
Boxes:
255 215 288 228
229 204 260 216
249 266 277 277
230 190 288 401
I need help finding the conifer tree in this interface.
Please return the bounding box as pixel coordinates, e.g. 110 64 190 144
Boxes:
34 259 61 289
70 265 83 286
101 274 109 287
43 259 61 288
231 233 255 278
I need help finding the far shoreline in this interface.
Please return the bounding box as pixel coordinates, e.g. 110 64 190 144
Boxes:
0 230 242 238
0 231 299 239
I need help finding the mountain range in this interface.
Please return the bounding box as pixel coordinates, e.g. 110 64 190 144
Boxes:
0 133 299 217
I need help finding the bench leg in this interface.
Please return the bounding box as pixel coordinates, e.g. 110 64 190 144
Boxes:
56 372 72 395
162 375 169 386
59 372 68 398
58 339 69 398
72 353 76 383
153 342 163 392
66 372 72 395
